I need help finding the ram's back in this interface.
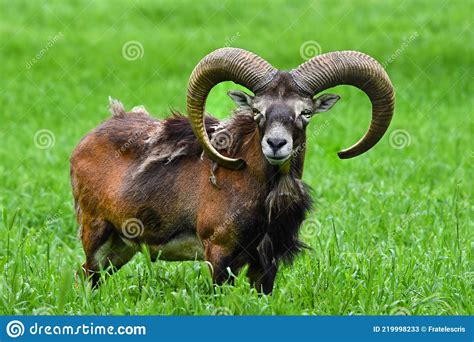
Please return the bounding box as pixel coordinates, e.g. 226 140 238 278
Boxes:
70 100 222 247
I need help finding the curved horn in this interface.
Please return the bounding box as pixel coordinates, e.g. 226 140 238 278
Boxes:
187 48 277 169
290 51 395 159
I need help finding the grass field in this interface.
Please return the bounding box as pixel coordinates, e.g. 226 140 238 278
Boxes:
0 0 472 315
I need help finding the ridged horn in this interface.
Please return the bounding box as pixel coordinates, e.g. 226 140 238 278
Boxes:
187 48 277 169
290 51 395 159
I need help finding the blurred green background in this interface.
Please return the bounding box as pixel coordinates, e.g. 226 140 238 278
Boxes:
0 0 472 314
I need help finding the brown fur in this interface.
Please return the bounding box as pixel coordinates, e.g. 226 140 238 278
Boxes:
71 101 311 292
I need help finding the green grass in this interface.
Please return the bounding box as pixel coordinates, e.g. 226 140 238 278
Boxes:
0 0 472 315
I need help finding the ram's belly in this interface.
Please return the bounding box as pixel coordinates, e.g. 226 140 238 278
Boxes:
149 234 205 261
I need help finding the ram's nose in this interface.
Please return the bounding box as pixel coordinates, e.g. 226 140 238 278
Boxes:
266 138 288 153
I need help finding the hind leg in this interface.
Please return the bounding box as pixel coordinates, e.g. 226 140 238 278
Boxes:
81 217 137 287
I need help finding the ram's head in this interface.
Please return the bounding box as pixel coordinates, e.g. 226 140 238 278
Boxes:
187 48 395 170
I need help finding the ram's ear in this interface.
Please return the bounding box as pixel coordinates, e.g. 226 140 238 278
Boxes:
313 94 341 113
227 90 254 109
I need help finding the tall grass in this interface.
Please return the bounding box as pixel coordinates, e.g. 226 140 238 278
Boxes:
0 0 471 315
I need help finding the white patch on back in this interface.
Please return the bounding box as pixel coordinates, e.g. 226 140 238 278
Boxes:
131 105 150 115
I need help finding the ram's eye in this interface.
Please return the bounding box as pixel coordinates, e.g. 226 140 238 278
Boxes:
301 109 312 119
252 108 260 115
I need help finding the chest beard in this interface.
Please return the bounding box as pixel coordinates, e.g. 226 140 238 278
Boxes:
265 173 310 222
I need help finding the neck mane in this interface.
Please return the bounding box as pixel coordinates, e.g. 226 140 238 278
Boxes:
211 109 313 263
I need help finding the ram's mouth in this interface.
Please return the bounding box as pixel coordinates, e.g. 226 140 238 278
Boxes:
265 154 291 166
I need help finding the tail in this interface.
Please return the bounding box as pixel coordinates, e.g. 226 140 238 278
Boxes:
108 96 126 116
108 97 150 116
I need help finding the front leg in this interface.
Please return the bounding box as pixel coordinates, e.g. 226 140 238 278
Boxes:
204 240 240 286
248 233 278 294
